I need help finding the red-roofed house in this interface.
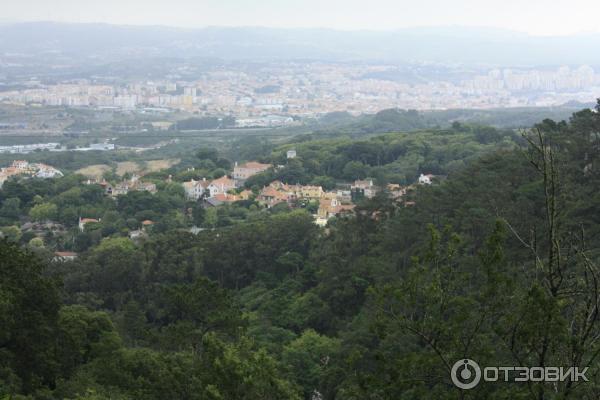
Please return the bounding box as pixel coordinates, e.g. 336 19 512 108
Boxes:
257 185 289 208
208 176 236 197
317 198 355 220
53 251 78 262
79 217 100 232
213 193 241 203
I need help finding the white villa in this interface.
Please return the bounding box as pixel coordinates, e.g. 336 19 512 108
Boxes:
183 178 210 200
418 174 434 185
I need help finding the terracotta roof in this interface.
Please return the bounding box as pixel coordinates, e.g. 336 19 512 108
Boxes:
240 162 271 170
210 176 235 186
142 220 154 225
320 199 355 216
260 186 288 200
80 218 99 223
213 193 240 202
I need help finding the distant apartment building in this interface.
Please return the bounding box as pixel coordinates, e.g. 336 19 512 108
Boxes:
183 87 197 97
113 95 137 109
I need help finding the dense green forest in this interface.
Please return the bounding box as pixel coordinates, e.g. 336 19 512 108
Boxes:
249 123 519 187
2 103 600 399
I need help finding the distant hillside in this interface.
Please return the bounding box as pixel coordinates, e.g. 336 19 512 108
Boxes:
304 105 589 140
2 22 600 65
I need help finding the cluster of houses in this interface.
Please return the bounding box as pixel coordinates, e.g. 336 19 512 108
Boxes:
85 174 158 197
255 181 358 226
182 161 272 203
105 174 157 197
181 160 435 226
22 159 436 261
0 160 63 187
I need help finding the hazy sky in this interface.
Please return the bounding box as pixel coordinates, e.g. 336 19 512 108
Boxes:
3 0 600 36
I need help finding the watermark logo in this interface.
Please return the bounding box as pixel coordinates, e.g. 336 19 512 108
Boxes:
451 359 482 390
450 359 589 390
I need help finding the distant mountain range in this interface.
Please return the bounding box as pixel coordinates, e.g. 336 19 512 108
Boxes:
1 22 600 66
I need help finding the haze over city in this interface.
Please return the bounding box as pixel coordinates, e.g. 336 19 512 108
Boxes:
3 0 600 36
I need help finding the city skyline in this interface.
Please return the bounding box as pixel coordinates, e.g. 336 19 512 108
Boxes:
2 64 598 118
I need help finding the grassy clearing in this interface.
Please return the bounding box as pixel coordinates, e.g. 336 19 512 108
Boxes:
145 159 180 173
75 164 112 179
116 161 141 176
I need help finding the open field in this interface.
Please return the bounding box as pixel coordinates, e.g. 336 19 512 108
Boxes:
75 164 112 179
144 159 180 172
115 161 141 176
73 159 180 180
115 159 181 176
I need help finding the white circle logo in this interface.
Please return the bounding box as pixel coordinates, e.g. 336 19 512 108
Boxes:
451 359 482 390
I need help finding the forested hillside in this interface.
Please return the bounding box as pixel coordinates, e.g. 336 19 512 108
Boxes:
257 123 518 186
2 103 600 399
307 106 584 138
